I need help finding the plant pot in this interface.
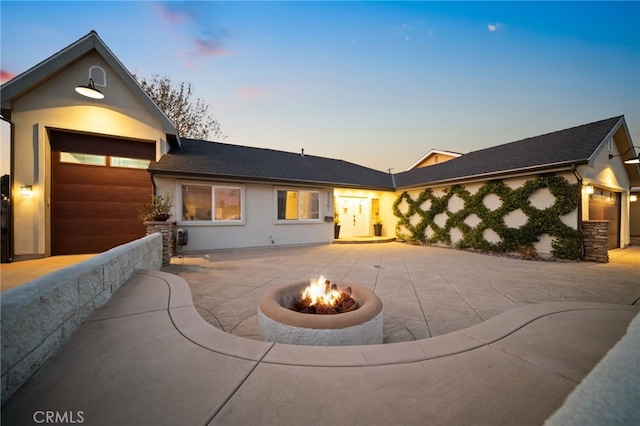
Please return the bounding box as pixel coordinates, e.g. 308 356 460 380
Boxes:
334 224 341 239
373 224 383 236
153 214 170 221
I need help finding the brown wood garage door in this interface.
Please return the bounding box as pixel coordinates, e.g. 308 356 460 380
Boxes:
50 131 154 255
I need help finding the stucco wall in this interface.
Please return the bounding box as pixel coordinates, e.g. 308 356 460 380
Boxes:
10 51 168 258
394 172 580 258
154 178 338 251
579 136 633 247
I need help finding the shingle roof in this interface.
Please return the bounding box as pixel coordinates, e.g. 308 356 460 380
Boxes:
395 116 624 188
151 116 627 190
150 139 395 189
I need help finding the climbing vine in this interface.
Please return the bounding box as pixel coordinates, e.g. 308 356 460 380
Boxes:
393 175 582 260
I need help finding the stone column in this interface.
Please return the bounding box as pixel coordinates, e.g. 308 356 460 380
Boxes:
144 221 175 266
583 221 609 263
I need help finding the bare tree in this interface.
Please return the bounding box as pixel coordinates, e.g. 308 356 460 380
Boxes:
135 74 224 140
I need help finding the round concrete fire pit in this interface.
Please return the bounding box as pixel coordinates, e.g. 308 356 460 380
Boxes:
258 282 383 346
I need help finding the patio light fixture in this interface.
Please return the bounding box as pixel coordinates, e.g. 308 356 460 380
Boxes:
21 185 33 197
585 184 594 195
630 194 638 202
74 78 104 99
609 146 640 165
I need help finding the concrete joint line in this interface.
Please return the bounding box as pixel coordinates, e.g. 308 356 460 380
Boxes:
204 344 275 426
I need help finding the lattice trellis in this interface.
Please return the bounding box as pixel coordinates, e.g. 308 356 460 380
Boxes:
393 176 582 259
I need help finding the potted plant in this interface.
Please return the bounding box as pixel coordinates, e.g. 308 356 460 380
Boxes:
334 212 341 239
139 189 174 221
373 219 383 237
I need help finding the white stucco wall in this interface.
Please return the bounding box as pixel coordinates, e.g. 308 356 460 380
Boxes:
395 172 580 256
154 177 336 251
10 52 168 258
580 137 633 248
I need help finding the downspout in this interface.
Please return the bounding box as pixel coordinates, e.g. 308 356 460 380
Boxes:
572 164 585 259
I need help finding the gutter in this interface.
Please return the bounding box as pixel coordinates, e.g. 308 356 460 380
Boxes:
396 161 585 190
148 169 396 192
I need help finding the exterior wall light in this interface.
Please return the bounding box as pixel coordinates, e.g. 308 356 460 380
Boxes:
74 78 104 99
585 185 594 195
609 146 640 165
631 194 638 202
21 185 33 196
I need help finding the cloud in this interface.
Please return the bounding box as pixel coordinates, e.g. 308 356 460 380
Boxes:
193 38 230 57
487 23 502 32
236 86 270 100
152 2 193 24
0 70 17 84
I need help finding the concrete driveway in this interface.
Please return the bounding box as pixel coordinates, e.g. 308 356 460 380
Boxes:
162 242 640 343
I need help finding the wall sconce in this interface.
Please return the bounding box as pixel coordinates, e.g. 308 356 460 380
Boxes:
75 78 104 99
585 184 594 195
21 185 33 196
609 146 640 165
631 194 638 202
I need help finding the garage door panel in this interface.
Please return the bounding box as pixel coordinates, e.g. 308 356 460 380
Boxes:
53 202 145 220
54 185 151 203
53 165 151 187
53 219 145 235
53 233 145 255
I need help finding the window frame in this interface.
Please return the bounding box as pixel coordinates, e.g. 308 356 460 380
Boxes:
274 187 322 224
179 181 245 225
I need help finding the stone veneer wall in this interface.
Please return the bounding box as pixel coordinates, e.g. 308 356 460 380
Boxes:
0 233 163 404
144 221 175 266
582 221 609 263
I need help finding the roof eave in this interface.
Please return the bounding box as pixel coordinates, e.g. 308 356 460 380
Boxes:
396 161 586 190
148 169 394 191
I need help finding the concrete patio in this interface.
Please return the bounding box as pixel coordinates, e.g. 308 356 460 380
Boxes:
2 243 639 425
162 243 640 343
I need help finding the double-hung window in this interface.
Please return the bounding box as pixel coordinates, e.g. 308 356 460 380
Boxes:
181 183 243 223
276 189 320 221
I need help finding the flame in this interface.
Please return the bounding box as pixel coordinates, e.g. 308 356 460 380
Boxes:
301 275 341 307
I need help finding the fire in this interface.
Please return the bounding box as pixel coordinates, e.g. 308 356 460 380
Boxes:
292 276 359 315
301 275 342 307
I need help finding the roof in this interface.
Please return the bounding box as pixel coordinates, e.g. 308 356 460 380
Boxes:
395 116 626 188
0 31 180 144
149 139 395 189
406 149 463 171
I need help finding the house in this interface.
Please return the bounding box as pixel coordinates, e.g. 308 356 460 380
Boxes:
406 149 462 170
1 31 638 262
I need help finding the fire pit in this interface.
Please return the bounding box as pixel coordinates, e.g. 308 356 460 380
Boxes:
258 276 383 346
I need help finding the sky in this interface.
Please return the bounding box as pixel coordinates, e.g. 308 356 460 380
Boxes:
1 1 639 174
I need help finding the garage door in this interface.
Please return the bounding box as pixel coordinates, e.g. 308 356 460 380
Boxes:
588 189 621 250
50 131 155 255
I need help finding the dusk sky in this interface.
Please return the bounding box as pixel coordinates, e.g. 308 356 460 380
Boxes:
1 1 639 173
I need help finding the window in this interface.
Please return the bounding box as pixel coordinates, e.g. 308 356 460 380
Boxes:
182 183 242 222
60 152 106 166
110 156 151 169
277 189 319 221
60 152 150 169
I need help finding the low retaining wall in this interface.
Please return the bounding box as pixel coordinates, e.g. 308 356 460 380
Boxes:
0 233 163 405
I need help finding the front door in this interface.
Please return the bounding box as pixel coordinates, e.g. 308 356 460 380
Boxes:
337 197 369 237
